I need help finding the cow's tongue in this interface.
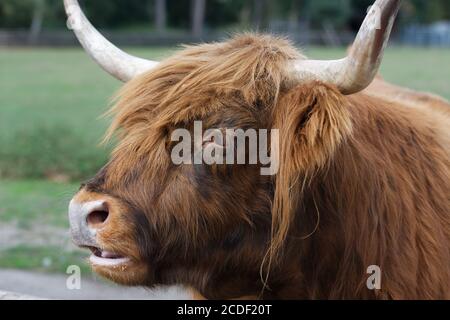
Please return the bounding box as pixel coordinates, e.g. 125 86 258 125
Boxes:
101 250 123 259
89 247 123 259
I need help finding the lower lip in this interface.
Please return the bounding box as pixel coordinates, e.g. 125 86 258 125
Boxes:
89 254 131 267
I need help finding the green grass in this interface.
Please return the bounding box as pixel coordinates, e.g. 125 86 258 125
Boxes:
0 245 91 275
0 47 176 180
0 180 78 228
0 180 90 273
0 47 173 143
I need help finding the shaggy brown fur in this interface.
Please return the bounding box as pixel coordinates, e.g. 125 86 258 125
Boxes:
366 76 450 117
74 34 450 299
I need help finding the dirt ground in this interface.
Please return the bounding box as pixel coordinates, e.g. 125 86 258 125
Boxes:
0 269 190 300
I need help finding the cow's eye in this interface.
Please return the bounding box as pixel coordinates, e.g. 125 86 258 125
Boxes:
201 128 228 168
202 129 225 149
202 137 221 149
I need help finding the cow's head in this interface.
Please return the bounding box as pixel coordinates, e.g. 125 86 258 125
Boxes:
66 0 401 298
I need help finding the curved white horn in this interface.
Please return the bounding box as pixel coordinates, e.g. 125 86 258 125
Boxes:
64 0 158 82
294 0 402 95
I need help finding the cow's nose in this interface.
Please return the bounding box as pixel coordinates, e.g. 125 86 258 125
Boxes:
86 206 109 229
68 199 109 247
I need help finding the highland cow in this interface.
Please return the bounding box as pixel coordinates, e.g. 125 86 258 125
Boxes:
66 0 449 299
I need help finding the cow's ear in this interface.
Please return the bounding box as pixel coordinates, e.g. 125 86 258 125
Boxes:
268 82 353 257
273 82 353 174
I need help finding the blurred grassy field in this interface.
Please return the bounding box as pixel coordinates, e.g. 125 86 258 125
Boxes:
1 46 449 181
0 45 449 273
0 47 175 180
0 180 77 228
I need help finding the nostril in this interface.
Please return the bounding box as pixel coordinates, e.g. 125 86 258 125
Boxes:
87 209 109 229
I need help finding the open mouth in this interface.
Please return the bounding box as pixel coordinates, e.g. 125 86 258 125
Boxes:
88 247 131 267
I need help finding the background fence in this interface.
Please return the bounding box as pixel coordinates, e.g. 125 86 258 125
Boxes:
0 29 357 47
1 0 449 47
402 22 450 47
2 23 450 47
